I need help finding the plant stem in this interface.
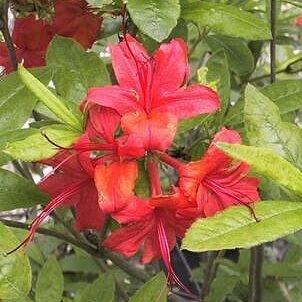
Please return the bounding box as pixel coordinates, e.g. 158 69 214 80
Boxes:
201 251 222 299
0 0 18 71
270 0 277 83
248 246 263 302
0 217 149 282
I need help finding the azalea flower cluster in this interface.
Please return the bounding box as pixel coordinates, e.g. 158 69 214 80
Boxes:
0 0 102 73
16 35 260 287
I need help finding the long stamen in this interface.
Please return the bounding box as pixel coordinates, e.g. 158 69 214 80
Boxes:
157 220 197 298
6 179 90 255
41 130 114 152
155 151 184 170
204 178 260 222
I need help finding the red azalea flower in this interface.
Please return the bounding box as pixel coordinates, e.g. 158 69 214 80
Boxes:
10 136 107 253
296 16 302 26
0 15 53 73
52 0 102 49
178 128 260 217
86 35 220 154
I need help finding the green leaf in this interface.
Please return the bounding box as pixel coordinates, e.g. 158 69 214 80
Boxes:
77 274 115 302
244 84 302 170
206 50 230 117
226 80 302 127
18 65 82 131
129 272 167 302
3 124 81 162
36 256 64 302
128 0 180 42
182 2 271 40
205 270 239 302
217 143 302 195
206 35 254 75
263 263 302 279
182 201 302 252
0 67 51 132
0 168 48 211
0 223 32 299
47 36 110 103
261 80 302 115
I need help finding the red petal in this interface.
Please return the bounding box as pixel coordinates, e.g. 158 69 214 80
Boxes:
151 38 190 108
85 105 120 144
0 43 11 73
109 34 150 96
103 219 153 258
52 0 102 49
94 161 138 213
121 110 178 151
86 85 141 115
153 84 220 119
74 182 107 231
13 15 53 51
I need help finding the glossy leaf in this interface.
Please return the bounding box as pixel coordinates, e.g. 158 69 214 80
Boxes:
182 201 302 252
0 67 51 132
244 84 302 170
205 270 239 302
77 274 115 302
206 50 230 116
0 223 32 299
217 143 302 195
47 36 110 103
128 0 180 42
129 272 167 302
18 65 82 131
0 168 47 211
182 2 271 40
206 35 254 75
261 80 302 114
3 124 81 162
36 256 64 302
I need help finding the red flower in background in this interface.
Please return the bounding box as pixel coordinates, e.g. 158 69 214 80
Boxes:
52 0 102 49
86 35 220 155
0 15 53 73
0 0 102 73
296 16 302 26
178 128 260 217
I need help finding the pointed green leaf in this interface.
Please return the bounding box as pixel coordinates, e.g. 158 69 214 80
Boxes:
0 67 51 132
206 35 254 75
0 223 32 299
3 124 81 162
77 274 115 302
18 65 82 131
217 143 302 195
0 168 48 210
36 256 64 302
244 84 302 170
47 36 110 103
182 3 271 40
182 201 302 252
261 80 302 115
128 0 180 42
130 272 167 302
206 50 230 116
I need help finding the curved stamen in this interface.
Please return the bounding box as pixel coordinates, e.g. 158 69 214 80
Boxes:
204 178 260 222
6 179 90 255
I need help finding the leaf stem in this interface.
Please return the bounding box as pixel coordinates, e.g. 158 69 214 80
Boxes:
270 0 277 83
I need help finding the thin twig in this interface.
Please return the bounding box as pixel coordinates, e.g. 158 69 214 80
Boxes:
0 0 18 71
270 0 277 83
